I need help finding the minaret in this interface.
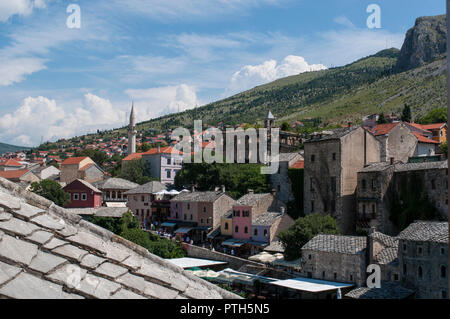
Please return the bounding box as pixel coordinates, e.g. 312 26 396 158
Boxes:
128 102 137 155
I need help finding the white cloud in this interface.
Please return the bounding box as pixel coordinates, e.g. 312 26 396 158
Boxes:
333 16 355 28
0 94 127 146
226 55 327 95
126 84 200 119
0 0 49 22
0 57 47 86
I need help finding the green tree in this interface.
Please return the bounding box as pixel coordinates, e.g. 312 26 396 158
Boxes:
278 213 340 261
138 143 152 153
418 107 447 124
401 104 411 122
118 158 155 185
377 113 387 124
440 141 447 157
75 149 109 167
280 122 291 131
30 180 70 207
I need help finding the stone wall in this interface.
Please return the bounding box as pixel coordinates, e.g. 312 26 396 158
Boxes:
182 242 264 270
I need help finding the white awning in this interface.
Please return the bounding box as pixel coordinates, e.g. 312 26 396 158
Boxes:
270 277 354 293
166 257 228 269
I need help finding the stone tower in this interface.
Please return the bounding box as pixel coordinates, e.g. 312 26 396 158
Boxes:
264 110 275 129
128 103 137 155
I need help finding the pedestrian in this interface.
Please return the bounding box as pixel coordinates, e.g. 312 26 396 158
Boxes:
231 249 235 256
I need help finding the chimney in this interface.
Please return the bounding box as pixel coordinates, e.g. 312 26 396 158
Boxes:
280 207 285 214
390 157 394 165
368 226 377 262
191 185 195 192
248 189 254 195
221 185 226 193
214 186 220 192
158 146 161 153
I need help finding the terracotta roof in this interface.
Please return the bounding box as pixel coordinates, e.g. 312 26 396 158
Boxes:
290 160 304 169
62 157 89 165
0 159 23 167
142 147 182 156
0 177 239 299
370 123 400 136
79 163 95 171
421 123 446 130
0 169 30 180
122 153 143 161
413 132 440 144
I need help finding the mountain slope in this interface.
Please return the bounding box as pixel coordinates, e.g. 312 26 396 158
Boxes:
0 142 29 155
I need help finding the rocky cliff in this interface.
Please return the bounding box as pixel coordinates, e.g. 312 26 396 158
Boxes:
395 15 446 72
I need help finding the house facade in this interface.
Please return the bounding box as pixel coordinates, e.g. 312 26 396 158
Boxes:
60 156 104 185
94 177 139 204
63 179 102 209
141 147 183 184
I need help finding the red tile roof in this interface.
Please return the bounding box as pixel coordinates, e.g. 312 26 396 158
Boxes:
143 146 182 155
0 169 30 180
370 123 400 136
413 132 440 144
62 157 89 165
290 160 304 169
79 163 95 171
0 159 23 167
421 123 446 130
122 153 144 161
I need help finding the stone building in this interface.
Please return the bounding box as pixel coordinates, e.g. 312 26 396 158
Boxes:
60 156 104 185
269 152 303 204
304 126 381 234
301 234 368 287
93 177 139 204
124 181 167 228
141 146 183 185
368 230 400 283
397 221 448 299
356 161 448 235
0 176 238 299
63 179 102 209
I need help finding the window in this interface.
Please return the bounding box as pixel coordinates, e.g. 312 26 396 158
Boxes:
331 200 336 212
311 155 315 162
311 201 315 213
225 223 229 230
175 212 178 219
393 273 399 281
442 290 447 299
235 226 239 233
418 266 423 279
331 177 336 193
403 243 407 252
334 273 337 280
243 211 249 217
167 158 171 165
233 210 240 217
73 193 79 201
200 219 204 224
322 271 325 278
441 248 446 255
308 254 312 260
141 195 145 202
371 204 376 219
203 206 206 213
350 274 353 282
187 203 190 210
441 266 447 279
254 229 258 236
431 179 436 190
400 135 404 143
403 263 407 274
417 246 423 256
244 226 248 234
264 229 268 237
362 204 366 217
184 214 187 221
332 153 336 161
190 214 193 221
371 179 377 190
362 179 367 190
81 193 87 201
166 170 171 179
310 178 315 192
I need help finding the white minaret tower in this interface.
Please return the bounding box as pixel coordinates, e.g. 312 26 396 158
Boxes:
128 102 137 155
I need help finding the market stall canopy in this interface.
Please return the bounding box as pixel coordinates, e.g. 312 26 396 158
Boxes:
248 251 284 263
175 227 194 234
270 277 353 293
166 257 228 269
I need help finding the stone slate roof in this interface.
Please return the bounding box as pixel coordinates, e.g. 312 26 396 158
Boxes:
253 212 282 226
371 231 399 265
171 191 227 203
123 181 167 195
236 193 270 206
305 126 360 143
302 234 367 255
345 282 414 299
277 153 301 163
394 161 447 172
0 177 239 299
67 207 130 218
397 221 448 243
73 179 102 194
93 178 139 191
264 240 285 253
359 162 395 172
370 231 398 248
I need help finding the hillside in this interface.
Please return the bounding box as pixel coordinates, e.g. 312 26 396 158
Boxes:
0 142 29 155
38 14 447 149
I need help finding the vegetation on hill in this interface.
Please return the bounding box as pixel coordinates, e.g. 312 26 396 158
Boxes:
0 142 29 156
278 213 340 261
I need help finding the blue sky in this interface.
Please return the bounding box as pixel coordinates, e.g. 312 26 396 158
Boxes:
0 0 445 146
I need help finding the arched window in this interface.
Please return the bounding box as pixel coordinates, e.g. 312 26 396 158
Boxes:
254 229 258 236
441 266 447 278
235 226 239 233
362 179 367 190
418 266 423 279
244 226 248 234
264 229 268 237
225 222 229 230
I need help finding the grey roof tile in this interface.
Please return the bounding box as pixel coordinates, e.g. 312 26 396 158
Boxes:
0 191 21 210
144 280 180 299
394 161 447 172
43 237 68 250
94 178 139 191
94 262 128 280
0 211 12 222
14 202 44 219
0 216 39 236
66 231 108 255
80 254 106 270
77 274 121 299
31 214 65 231
236 193 270 206
397 221 448 243
124 181 167 195
26 230 54 245
111 288 147 299
171 191 226 203
46 264 88 287
29 250 67 274
345 282 414 299
0 261 21 286
253 212 282 225
0 234 38 265
52 244 88 262
302 234 367 255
